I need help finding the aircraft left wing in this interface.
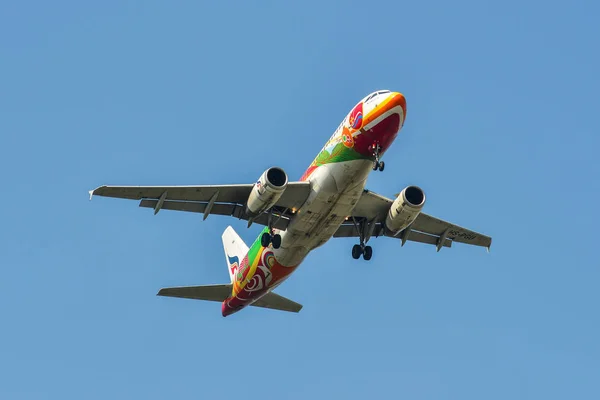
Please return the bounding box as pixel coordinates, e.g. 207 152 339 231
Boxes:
89 181 311 230
334 189 492 251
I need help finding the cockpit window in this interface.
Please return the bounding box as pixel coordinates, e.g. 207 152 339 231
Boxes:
364 90 391 103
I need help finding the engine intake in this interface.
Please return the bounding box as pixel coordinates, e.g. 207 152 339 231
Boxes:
245 167 288 217
385 185 426 234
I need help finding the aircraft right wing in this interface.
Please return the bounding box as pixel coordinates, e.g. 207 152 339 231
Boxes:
333 189 492 251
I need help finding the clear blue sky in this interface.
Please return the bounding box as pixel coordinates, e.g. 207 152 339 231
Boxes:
1 1 598 398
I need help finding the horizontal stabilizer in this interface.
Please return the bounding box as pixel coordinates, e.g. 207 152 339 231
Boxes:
251 291 303 313
157 284 231 302
157 284 303 313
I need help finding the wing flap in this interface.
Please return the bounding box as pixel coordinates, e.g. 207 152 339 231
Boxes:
412 213 492 248
333 224 452 248
138 199 290 230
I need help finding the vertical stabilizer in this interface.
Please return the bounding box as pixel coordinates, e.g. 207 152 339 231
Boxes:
221 226 249 283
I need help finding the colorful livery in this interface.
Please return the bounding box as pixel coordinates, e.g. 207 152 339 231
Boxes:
90 90 491 317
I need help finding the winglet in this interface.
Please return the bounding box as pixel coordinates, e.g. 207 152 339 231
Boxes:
88 186 105 200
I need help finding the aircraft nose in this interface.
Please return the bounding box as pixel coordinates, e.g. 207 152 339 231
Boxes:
389 92 407 124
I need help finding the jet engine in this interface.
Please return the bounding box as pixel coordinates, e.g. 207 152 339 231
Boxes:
245 167 288 217
384 185 426 234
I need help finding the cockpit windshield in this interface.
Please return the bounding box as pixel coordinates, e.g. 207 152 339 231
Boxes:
364 90 391 103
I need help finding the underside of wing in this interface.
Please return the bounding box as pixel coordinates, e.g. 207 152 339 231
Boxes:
410 213 492 249
137 199 290 230
336 188 492 251
333 223 453 248
90 182 310 210
89 171 312 231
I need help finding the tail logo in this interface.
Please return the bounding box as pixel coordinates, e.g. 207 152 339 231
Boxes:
227 255 239 276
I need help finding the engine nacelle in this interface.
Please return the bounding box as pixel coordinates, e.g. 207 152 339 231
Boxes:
385 185 426 234
245 167 288 217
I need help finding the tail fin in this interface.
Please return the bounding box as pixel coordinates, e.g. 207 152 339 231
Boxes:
221 226 249 283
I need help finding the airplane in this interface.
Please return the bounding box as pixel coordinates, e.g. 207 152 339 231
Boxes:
89 89 492 317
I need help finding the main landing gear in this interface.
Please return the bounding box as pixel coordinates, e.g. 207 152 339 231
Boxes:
259 207 283 249
352 243 373 260
350 216 375 261
261 231 282 249
371 143 385 171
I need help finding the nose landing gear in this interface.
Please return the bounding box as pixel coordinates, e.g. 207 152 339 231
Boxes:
371 143 385 171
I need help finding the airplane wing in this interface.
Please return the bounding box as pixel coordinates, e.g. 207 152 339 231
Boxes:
334 189 492 251
89 182 311 230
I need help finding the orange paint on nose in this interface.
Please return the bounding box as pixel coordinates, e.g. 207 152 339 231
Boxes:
391 92 407 124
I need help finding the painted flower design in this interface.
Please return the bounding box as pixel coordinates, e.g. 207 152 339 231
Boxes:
348 102 363 130
341 127 354 148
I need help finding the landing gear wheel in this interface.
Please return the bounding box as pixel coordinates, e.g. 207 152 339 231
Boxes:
372 143 384 172
261 232 271 247
363 246 373 260
352 244 362 259
272 234 282 249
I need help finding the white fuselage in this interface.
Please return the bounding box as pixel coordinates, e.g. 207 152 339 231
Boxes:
222 90 407 314
273 159 373 267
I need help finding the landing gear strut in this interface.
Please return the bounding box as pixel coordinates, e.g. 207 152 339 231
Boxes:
350 217 374 261
371 143 385 171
